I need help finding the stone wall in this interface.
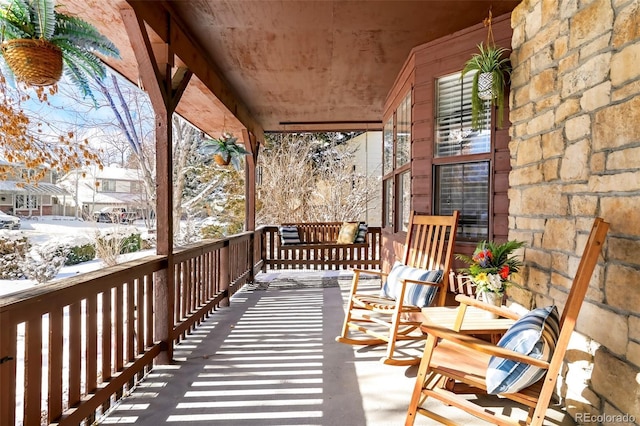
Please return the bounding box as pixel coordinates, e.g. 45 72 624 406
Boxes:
509 0 640 424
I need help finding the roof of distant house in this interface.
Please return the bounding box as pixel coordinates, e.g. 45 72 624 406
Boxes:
0 181 71 196
96 166 145 181
59 166 145 183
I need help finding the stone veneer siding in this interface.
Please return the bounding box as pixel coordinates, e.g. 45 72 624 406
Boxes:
509 0 640 424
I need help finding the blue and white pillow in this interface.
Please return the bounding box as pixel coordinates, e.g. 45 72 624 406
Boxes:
354 223 368 243
486 305 560 394
380 261 443 308
279 225 301 245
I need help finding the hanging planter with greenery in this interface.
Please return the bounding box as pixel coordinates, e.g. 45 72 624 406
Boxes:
201 132 249 170
461 11 511 130
0 0 120 99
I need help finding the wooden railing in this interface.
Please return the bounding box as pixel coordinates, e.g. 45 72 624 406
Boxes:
0 230 264 426
0 223 381 425
261 224 381 270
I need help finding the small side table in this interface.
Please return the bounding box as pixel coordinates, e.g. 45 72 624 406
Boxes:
421 305 516 344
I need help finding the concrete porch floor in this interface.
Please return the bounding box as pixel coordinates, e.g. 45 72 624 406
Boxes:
99 270 576 426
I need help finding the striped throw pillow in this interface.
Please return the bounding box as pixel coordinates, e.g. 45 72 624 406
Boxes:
380 261 443 308
486 305 560 394
354 223 368 243
279 225 301 245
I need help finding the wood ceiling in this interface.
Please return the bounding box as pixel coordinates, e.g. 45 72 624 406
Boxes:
59 0 520 136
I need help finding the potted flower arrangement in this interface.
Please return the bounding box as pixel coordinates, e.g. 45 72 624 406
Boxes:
0 0 120 98
457 240 525 316
461 42 511 130
201 132 249 170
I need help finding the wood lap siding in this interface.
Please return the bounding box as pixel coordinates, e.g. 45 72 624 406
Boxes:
382 13 513 269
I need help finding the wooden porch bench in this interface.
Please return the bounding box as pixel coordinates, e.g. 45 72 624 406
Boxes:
261 222 381 270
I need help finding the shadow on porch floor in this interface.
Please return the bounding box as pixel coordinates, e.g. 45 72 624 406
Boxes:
99 270 576 426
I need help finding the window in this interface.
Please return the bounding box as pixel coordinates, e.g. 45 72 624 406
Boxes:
435 72 490 157
383 90 412 232
383 178 394 228
398 171 411 231
99 179 117 192
383 117 393 175
434 71 491 241
435 162 489 240
131 181 142 193
396 93 411 168
15 195 38 209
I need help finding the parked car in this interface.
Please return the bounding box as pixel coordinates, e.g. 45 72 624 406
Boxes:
0 210 20 230
93 207 138 224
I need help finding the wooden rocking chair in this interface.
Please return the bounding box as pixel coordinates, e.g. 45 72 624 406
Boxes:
406 217 609 426
336 211 459 366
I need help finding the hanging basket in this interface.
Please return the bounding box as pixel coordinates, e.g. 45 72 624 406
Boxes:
1 39 63 86
477 72 495 101
214 153 231 166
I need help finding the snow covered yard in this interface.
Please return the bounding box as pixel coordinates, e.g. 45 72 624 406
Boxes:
0 216 153 297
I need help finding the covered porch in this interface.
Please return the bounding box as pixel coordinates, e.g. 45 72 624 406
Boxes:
100 270 574 426
1 0 639 424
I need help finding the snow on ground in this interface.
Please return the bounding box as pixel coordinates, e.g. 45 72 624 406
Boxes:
0 216 154 297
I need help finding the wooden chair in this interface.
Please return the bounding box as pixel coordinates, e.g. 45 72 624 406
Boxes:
406 217 609 426
336 211 459 366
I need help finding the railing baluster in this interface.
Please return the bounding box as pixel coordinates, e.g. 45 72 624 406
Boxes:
86 296 98 394
0 314 17 426
136 278 144 355
127 280 135 364
69 302 82 408
102 289 112 382
48 308 63 422
146 274 154 349
115 285 124 374
24 318 42 426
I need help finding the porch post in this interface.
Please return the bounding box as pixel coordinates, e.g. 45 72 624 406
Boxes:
242 130 259 282
121 6 192 363
220 241 231 307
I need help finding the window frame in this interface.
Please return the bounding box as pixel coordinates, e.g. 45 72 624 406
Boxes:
99 179 117 192
382 88 412 233
432 70 494 242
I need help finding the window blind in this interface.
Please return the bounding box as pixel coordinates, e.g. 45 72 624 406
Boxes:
435 72 491 157
435 162 489 240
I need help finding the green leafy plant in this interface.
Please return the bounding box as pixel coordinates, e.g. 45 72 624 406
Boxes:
0 0 120 101
201 132 249 170
461 42 511 130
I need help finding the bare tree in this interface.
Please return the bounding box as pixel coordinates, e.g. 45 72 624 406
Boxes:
256 133 379 225
93 75 157 225
0 75 102 183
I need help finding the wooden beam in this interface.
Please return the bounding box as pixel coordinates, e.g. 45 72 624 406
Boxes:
120 8 167 114
279 121 384 132
121 4 192 364
126 0 264 142
170 67 193 112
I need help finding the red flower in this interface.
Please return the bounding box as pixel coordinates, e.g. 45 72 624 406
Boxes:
499 265 510 279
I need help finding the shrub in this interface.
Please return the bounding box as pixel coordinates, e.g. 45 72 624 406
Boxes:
63 243 96 265
0 233 29 279
121 233 141 254
22 244 69 284
94 229 141 266
200 224 224 240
